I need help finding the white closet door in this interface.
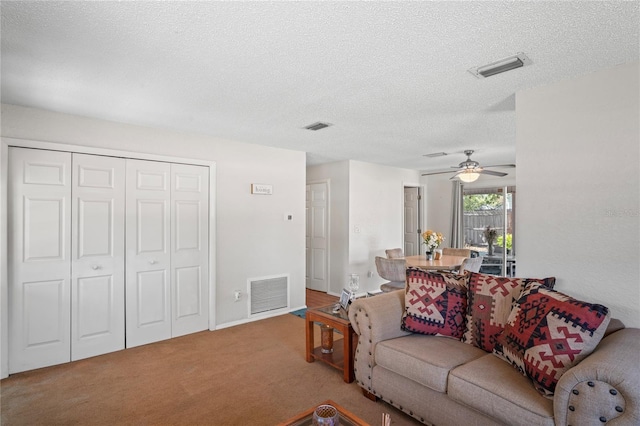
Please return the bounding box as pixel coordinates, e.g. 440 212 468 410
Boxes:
8 148 72 373
171 163 209 337
125 159 171 348
71 154 125 360
306 182 328 292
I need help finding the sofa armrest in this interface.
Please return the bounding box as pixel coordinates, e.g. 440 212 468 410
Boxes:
347 290 410 392
554 328 640 426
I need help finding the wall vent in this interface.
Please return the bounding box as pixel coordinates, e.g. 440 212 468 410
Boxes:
249 275 289 316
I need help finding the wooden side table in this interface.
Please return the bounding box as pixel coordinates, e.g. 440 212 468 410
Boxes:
305 305 357 383
277 399 370 426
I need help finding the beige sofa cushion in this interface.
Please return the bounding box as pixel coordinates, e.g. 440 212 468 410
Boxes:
375 334 485 393
448 354 554 426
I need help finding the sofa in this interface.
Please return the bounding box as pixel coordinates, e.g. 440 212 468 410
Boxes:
348 273 640 426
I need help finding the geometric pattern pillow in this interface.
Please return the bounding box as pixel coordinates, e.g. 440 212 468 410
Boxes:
462 272 556 352
401 268 468 339
493 282 610 397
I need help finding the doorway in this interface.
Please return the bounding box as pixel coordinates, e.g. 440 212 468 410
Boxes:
305 181 329 292
403 186 422 256
462 186 516 276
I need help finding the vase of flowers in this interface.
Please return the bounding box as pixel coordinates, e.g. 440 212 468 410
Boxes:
483 226 498 256
422 230 444 260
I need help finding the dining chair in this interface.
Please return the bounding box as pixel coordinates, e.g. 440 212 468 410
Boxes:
458 256 483 274
385 248 404 258
442 248 472 258
375 256 406 292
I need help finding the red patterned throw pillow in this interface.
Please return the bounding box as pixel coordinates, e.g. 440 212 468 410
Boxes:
462 272 556 352
401 268 468 339
493 282 610 397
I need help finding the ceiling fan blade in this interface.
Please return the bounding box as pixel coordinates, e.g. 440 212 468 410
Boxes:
422 151 514 177
483 164 516 168
478 169 508 177
421 169 458 176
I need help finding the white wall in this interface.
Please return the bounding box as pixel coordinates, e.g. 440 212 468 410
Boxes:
308 160 420 295
0 104 307 331
349 161 420 293
516 62 639 327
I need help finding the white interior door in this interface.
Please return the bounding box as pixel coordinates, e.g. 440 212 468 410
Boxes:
170 163 209 337
404 187 420 256
125 159 171 348
306 182 328 292
71 154 125 360
305 185 310 287
8 148 72 373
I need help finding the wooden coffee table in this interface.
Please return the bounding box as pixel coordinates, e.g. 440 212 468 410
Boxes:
305 304 357 383
277 399 370 426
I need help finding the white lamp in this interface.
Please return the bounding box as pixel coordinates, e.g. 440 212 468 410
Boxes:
458 170 480 183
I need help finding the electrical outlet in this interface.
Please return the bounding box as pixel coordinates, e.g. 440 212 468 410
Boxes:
367 271 373 278
234 290 242 301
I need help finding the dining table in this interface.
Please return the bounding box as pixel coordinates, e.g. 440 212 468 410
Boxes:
404 254 468 271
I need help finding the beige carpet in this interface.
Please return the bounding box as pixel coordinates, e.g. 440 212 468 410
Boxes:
1 314 421 425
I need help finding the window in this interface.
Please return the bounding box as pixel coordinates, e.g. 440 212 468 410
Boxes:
463 186 516 276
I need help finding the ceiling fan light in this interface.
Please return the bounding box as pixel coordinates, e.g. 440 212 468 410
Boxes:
458 171 480 183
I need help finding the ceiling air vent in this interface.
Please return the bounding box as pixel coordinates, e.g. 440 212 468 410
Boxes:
468 52 532 79
423 152 448 158
304 122 332 131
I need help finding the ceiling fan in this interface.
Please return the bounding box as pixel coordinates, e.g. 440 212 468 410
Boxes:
421 150 515 182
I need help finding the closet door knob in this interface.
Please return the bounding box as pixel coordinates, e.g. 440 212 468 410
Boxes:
92 265 101 270
149 259 157 265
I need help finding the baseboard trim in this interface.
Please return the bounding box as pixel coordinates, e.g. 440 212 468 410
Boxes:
215 306 305 330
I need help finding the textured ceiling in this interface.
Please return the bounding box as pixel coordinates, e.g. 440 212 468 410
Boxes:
1 1 638 172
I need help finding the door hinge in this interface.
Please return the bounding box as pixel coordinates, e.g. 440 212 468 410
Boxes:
417 229 422 234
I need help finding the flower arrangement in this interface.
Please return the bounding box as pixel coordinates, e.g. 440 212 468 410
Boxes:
483 226 498 244
422 230 444 252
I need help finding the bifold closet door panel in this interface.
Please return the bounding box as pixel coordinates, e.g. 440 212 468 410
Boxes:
125 159 172 348
71 154 125 361
9 149 211 371
171 163 209 337
8 148 72 373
